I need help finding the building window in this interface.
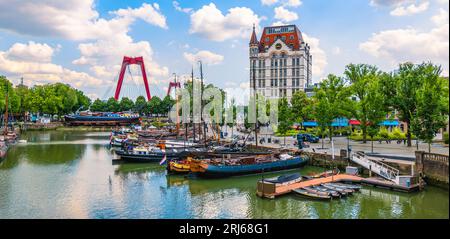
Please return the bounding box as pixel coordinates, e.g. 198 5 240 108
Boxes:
281 36 286 41
290 35 294 40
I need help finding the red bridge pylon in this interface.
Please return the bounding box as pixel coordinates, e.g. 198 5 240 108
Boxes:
114 56 152 101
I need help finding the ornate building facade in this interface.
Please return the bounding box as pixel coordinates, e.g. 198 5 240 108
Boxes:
249 25 312 101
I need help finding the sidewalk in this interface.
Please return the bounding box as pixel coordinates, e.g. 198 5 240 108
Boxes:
221 129 449 157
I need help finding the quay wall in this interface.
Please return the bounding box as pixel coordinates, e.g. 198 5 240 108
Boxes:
415 151 449 189
20 123 116 132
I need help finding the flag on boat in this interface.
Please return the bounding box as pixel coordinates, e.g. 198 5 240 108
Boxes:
159 149 167 165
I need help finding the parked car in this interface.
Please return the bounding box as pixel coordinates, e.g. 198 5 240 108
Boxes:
295 133 320 143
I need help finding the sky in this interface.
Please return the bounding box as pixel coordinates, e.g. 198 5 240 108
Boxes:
0 0 448 102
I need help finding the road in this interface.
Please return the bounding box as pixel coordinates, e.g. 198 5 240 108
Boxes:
218 126 449 157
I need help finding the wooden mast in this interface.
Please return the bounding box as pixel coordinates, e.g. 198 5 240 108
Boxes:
252 54 258 148
174 73 180 138
191 66 196 142
199 61 207 147
4 82 9 136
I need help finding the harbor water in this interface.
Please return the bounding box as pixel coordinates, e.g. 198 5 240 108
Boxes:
0 131 448 219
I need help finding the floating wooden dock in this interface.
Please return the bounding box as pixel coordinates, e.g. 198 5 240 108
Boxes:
257 174 363 199
257 174 421 199
359 177 421 192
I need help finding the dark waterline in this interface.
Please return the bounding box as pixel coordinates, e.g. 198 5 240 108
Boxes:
0 131 448 219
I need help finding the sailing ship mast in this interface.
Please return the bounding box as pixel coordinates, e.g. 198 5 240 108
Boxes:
173 73 180 138
198 61 207 147
252 52 258 147
191 66 196 142
3 82 9 136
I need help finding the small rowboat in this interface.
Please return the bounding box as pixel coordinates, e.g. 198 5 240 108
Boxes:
329 183 362 191
303 186 331 197
321 184 349 196
312 185 341 198
293 188 332 200
263 173 301 184
322 183 354 194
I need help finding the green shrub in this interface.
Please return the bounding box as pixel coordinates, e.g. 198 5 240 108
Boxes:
391 127 406 140
275 129 299 137
378 127 390 139
444 132 449 144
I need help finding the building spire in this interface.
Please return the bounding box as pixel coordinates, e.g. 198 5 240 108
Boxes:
249 23 258 45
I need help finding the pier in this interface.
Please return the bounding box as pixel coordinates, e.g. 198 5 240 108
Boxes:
257 173 422 199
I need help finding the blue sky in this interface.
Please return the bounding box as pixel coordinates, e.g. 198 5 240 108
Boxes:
0 0 448 101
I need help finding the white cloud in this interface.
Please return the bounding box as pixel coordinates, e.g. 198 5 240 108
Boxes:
274 6 299 23
390 1 429 16
284 0 303 7
189 3 261 42
332 47 342 55
0 1 170 98
183 50 224 65
112 3 168 29
370 0 413 7
359 11 449 74
73 34 169 79
5 41 55 63
261 0 279 6
303 34 328 78
0 42 102 88
431 8 449 25
0 0 168 41
173 1 193 13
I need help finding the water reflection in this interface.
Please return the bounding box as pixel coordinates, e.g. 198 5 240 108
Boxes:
0 131 448 219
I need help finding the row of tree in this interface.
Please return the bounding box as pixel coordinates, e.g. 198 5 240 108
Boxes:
1 76 91 118
89 95 175 116
275 62 449 151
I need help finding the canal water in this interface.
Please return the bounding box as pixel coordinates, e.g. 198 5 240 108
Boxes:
0 131 448 219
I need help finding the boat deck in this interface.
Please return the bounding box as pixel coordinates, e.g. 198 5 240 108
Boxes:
257 174 420 199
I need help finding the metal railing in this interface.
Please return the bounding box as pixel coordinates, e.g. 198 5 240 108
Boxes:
352 152 400 182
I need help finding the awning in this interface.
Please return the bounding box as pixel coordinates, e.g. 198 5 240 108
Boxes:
302 121 318 127
349 120 360 125
331 118 349 127
380 120 399 126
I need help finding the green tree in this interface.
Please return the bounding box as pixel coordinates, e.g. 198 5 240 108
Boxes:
15 83 32 118
0 76 21 114
134 96 147 115
106 97 120 112
390 62 431 147
290 90 311 127
344 64 380 143
90 98 107 112
74 89 91 112
365 79 388 153
412 65 449 152
161 95 175 116
119 97 134 112
147 96 162 116
311 74 352 148
277 97 292 145
226 98 237 137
